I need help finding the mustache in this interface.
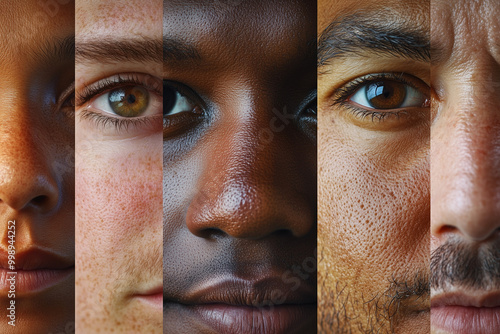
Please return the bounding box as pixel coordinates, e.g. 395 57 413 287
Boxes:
431 238 500 291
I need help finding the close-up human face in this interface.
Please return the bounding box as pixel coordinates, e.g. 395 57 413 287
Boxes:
430 0 500 333
318 0 430 333
163 1 317 333
0 1 75 333
75 0 163 332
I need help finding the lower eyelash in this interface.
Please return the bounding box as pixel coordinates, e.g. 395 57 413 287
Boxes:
80 109 162 132
342 104 409 122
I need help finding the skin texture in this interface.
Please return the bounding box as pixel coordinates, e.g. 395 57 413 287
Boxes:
430 1 500 333
163 1 317 333
75 0 163 333
0 1 75 333
318 0 430 333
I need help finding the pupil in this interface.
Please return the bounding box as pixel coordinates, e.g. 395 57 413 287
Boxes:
127 94 136 104
163 82 177 116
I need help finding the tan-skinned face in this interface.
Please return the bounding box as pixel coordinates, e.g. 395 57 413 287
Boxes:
318 0 430 333
0 1 75 333
75 0 163 332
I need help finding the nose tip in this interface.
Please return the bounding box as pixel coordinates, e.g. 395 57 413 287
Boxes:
186 181 314 240
0 154 60 214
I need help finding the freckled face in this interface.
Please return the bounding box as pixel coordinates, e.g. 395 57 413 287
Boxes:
0 1 74 333
318 0 430 333
75 1 163 333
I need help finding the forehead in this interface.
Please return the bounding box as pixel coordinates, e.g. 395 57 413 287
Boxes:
0 1 74 57
77 0 161 39
431 0 500 65
318 0 428 33
163 0 316 69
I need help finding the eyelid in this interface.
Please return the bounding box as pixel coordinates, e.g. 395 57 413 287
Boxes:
76 73 162 107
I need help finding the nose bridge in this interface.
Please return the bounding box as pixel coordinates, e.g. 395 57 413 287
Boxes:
186 94 313 239
0 98 59 213
432 72 500 241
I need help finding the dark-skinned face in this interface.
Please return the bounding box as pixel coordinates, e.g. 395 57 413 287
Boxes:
0 1 75 333
163 1 317 333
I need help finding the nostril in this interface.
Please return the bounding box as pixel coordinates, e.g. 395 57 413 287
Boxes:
31 195 50 207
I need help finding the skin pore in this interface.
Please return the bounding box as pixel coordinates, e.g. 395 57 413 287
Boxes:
430 1 500 333
163 1 317 333
318 0 430 333
75 0 163 332
0 1 75 333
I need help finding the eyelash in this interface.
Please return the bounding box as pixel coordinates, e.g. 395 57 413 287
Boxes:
332 73 427 121
77 73 162 131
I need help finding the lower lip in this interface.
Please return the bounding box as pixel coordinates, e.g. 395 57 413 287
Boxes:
135 292 163 310
187 303 316 334
432 306 500 334
0 267 74 296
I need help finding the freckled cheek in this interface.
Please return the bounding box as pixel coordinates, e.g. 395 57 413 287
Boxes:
76 149 162 242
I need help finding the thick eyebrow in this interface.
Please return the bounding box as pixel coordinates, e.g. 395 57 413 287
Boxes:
318 13 430 67
163 37 201 62
76 38 162 63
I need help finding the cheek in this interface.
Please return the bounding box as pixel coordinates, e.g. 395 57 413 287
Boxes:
319 125 429 286
76 142 162 250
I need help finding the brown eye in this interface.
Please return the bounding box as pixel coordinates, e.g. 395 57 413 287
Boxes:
108 86 149 117
365 81 406 109
349 79 427 110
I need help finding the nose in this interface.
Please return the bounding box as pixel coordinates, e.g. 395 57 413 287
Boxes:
186 103 315 240
431 75 500 242
0 109 60 213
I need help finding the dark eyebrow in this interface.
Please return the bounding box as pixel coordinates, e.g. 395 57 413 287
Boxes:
163 37 201 62
318 13 430 67
76 38 162 63
32 36 75 63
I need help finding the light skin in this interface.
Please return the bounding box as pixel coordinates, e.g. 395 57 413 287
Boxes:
0 1 74 333
430 0 500 333
318 0 430 333
75 0 162 332
163 1 317 333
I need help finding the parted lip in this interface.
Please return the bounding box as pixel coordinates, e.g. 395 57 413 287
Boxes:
432 290 500 308
0 248 74 271
165 275 316 307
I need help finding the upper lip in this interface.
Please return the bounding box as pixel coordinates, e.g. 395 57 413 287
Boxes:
0 247 74 271
167 276 316 307
432 291 500 308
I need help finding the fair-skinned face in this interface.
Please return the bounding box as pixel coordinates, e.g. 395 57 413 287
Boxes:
75 0 163 332
318 0 430 333
430 0 500 333
0 1 75 333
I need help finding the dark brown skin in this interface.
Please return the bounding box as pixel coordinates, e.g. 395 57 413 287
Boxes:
163 1 317 333
0 1 75 333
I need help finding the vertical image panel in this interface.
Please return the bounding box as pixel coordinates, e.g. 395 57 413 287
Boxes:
75 0 163 332
163 1 318 333
430 1 500 333
317 0 431 333
0 1 75 333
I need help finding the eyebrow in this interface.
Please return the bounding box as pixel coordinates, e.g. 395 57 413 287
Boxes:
163 37 201 62
76 38 162 63
318 13 430 67
32 36 75 64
